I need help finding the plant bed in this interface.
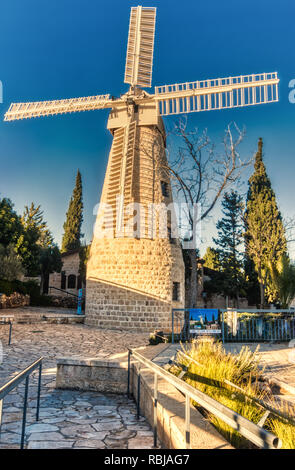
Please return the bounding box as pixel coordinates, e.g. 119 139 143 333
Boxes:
169 338 295 449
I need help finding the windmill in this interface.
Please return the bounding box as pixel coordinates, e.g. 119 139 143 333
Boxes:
4 6 279 332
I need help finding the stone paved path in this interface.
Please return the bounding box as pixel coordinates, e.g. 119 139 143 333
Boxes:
0 322 154 449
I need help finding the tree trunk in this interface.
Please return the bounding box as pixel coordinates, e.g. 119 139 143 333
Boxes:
259 281 264 309
189 250 198 307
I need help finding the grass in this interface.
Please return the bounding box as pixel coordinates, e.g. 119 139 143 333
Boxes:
174 338 295 449
268 400 295 449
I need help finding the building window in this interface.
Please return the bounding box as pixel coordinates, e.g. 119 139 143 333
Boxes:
172 282 180 301
167 226 175 244
68 274 76 289
161 181 169 198
61 272 66 290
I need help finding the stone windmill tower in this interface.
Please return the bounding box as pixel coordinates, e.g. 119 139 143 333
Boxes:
4 6 279 332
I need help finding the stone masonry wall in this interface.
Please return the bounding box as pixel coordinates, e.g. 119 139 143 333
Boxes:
86 279 171 332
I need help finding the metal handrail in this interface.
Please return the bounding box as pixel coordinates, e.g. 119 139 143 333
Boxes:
0 357 43 449
48 286 84 299
0 316 13 345
127 349 282 449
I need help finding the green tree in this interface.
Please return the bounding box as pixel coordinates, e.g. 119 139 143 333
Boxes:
268 255 295 308
61 170 83 253
16 203 54 276
0 198 23 247
0 244 25 281
203 247 221 270
79 243 90 287
244 138 287 307
22 203 54 248
213 190 245 305
39 246 62 294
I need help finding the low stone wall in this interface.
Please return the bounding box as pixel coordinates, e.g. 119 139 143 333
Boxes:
0 292 30 309
56 357 130 394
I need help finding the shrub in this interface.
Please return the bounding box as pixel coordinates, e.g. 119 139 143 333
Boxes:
0 244 24 281
175 341 295 448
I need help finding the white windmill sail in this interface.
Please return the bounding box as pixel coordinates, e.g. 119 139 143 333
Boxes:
124 6 156 88
154 72 279 116
4 94 112 121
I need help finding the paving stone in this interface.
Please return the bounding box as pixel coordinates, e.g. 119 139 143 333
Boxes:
73 439 105 448
104 438 128 449
27 440 75 449
137 430 154 437
0 432 22 444
60 424 94 437
27 432 64 441
67 418 97 425
128 437 155 449
91 421 123 432
110 429 136 440
126 424 152 431
41 417 66 424
74 401 92 408
26 423 59 433
3 406 20 412
76 431 108 440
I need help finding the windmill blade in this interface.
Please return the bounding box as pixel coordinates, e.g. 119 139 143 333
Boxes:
4 94 112 121
124 6 156 88
104 121 137 235
154 72 279 116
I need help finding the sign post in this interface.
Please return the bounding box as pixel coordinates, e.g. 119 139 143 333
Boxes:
77 289 83 315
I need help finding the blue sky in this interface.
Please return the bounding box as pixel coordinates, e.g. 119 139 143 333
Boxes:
0 0 294 254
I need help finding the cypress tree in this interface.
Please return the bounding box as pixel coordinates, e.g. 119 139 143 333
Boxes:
244 138 287 307
61 170 83 253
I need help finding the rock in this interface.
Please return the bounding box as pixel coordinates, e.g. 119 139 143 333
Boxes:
27 440 74 449
128 437 155 449
26 423 59 433
92 421 123 432
73 439 105 448
109 429 136 440
60 424 94 437
27 432 64 441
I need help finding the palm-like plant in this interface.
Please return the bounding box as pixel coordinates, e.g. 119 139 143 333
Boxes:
268 255 295 308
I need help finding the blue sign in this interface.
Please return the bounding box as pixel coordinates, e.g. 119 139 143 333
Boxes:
189 308 218 323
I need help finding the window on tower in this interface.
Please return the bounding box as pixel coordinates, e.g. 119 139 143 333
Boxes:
161 181 169 198
172 282 180 301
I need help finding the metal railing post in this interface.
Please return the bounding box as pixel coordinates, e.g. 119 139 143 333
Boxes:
0 399 3 439
20 376 29 449
222 310 225 344
137 366 141 420
127 350 131 398
8 321 12 345
36 363 42 421
185 394 190 449
153 373 158 448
